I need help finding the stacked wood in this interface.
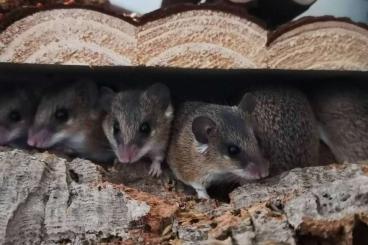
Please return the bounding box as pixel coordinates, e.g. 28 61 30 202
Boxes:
0 8 367 70
1 6 368 245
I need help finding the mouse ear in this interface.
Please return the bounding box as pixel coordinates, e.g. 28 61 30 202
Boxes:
238 93 257 114
73 80 99 107
143 83 171 111
192 116 218 144
99 87 116 112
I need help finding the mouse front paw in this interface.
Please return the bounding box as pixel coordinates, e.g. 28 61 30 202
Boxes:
149 161 162 177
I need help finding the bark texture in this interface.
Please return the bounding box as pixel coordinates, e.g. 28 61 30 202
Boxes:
0 149 151 244
1 148 368 244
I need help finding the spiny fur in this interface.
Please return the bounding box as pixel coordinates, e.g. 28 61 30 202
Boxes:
250 86 319 174
312 87 368 163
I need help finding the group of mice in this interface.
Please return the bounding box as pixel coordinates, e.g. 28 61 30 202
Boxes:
0 81 366 198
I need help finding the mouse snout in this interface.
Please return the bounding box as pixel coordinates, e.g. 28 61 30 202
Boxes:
28 128 52 148
247 160 270 179
0 125 9 145
117 144 139 163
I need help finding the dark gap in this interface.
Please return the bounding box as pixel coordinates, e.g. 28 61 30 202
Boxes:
68 169 80 183
297 225 346 245
297 234 336 245
66 190 78 207
99 235 123 243
1 63 368 203
353 218 368 245
207 180 241 203
318 140 337 165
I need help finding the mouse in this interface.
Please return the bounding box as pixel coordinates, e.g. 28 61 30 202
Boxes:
27 81 114 164
249 86 319 175
167 93 269 199
102 83 173 177
311 86 368 163
0 87 37 148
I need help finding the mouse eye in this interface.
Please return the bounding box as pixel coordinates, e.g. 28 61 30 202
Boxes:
139 122 151 135
8 110 21 122
227 145 241 156
55 108 69 122
113 120 120 135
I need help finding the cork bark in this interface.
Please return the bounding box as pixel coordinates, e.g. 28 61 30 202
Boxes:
1 148 368 244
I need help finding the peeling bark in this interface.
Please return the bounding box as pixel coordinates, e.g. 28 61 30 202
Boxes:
1 148 367 244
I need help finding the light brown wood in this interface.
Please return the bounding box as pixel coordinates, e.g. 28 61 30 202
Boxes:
0 8 367 70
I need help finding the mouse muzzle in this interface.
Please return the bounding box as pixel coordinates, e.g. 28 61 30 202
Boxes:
117 144 139 163
28 127 54 149
247 161 270 179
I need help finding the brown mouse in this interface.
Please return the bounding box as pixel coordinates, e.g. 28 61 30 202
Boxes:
28 81 114 164
312 86 368 163
249 86 319 175
102 83 173 177
167 93 269 199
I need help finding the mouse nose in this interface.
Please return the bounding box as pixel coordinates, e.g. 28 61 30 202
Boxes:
258 168 269 179
27 137 36 147
27 128 51 148
248 161 270 179
27 129 37 147
118 144 138 163
259 161 270 178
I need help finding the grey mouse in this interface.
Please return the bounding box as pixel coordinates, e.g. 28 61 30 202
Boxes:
102 83 173 177
0 88 36 148
28 81 114 163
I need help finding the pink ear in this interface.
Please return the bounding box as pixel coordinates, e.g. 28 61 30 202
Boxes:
143 83 171 111
239 93 256 114
192 116 217 144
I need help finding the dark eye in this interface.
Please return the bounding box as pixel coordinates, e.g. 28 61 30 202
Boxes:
54 108 69 122
139 122 151 135
113 120 120 135
228 145 241 156
8 110 21 122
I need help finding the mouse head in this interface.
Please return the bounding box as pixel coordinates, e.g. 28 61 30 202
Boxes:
28 81 99 149
192 93 269 180
103 83 173 163
0 89 36 146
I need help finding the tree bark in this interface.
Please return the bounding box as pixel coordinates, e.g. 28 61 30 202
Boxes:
1 148 368 244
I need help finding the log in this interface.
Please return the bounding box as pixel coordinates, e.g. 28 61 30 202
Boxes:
0 149 152 244
1 148 368 244
0 8 367 70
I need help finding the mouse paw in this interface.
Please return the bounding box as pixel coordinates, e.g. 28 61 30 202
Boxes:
196 189 210 199
149 161 162 177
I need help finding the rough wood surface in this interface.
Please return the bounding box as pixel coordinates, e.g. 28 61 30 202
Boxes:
0 8 367 70
1 148 368 244
0 149 151 244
